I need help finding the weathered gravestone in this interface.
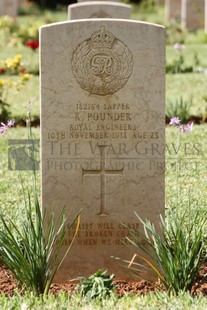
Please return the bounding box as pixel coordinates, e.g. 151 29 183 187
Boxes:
165 0 181 22
69 1 131 20
181 0 204 29
40 19 165 282
0 0 19 17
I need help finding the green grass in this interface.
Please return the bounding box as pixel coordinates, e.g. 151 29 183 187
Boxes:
0 291 207 310
166 125 207 208
0 127 40 227
166 74 207 116
166 44 207 68
0 2 207 307
6 76 40 120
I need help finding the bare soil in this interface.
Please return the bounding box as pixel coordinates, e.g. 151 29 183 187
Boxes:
1 263 207 297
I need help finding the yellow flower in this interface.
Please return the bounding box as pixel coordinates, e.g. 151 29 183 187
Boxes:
0 79 6 87
4 54 22 70
20 73 33 82
4 59 13 69
15 54 21 60
14 54 22 63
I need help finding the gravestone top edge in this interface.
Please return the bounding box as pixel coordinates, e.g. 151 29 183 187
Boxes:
40 18 165 31
69 1 132 9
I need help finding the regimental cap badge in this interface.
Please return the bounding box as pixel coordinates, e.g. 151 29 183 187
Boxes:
91 26 115 49
71 26 133 96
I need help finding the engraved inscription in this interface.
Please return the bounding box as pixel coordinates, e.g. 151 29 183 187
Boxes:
71 26 133 95
56 222 147 247
82 145 123 216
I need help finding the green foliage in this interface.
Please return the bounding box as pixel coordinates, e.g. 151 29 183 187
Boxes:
166 51 201 74
137 0 156 11
126 210 207 295
166 23 186 45
166 45 207 71
166 74 207 116
186 30 207 45
18 21 42 44
76 270 115 299
166 54 185 74
18 1 43 16
0 16 19 34
166 96 193 123
0 190 80 296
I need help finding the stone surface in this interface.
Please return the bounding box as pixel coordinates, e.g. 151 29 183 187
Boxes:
181 0 204 29
165 0 181 22
205 0 207 32
0 0 19 17
40 19 165 282
69 2 131 20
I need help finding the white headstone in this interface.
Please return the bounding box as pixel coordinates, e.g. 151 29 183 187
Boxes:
165 0 181 22
0 0 19 18
40 19 165 282
181 0 204 29
69 2 131 20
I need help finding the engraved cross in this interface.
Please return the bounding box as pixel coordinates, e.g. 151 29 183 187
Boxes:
82 145 124 216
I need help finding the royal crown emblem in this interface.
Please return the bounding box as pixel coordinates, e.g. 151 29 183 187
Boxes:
71 26 133 96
